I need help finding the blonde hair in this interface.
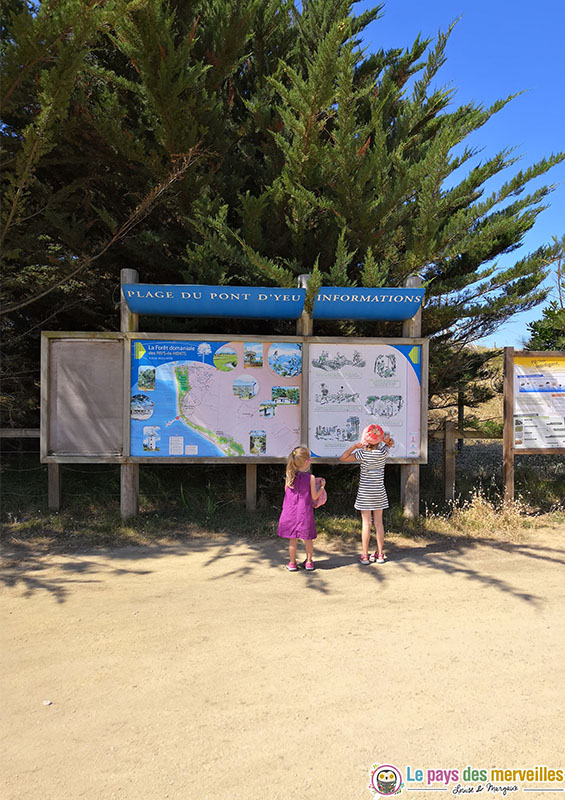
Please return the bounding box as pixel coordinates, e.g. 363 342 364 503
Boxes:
285 446 311 488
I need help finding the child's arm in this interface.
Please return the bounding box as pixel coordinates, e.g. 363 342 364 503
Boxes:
310 474 326 501
383 434 394 448
339 442 362 463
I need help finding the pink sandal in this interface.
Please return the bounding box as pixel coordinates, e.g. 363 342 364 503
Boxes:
359 554 371 565
286 562 298 571
370 552 386 564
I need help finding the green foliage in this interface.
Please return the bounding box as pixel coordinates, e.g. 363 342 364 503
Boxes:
2 0 565 425
464 417 504 438
525 302 565 350
525 236 565 350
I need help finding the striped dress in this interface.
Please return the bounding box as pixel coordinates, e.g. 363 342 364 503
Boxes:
353 444 389 510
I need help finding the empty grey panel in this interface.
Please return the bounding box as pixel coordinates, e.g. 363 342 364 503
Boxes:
48 339 123 455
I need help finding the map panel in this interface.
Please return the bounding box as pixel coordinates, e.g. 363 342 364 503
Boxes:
514 354 565 449
308 343 422 458
130 340 302 457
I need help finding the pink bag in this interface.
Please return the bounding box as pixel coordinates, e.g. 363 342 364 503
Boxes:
312 477 327 508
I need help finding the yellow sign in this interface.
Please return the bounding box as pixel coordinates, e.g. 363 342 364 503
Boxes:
515 354 565 371
408 346 420 364
134 343 146 359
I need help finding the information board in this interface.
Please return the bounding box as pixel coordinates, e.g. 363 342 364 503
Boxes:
308 342 422 458
130 339 302 458
513 353 565 450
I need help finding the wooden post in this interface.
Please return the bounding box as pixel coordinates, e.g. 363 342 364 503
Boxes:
297 274 313 336
400 274 422 518
457 390 464 452
502 347 515 503
48 463 61 510
120 269 139 333
444 419 456 503
120 269 139 519
297 274 312 455
246 464 257 512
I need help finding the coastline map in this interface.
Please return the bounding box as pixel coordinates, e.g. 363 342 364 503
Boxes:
130 340 302 458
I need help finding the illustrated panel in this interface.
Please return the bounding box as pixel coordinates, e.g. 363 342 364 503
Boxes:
308 343 422 459
130 339 302 457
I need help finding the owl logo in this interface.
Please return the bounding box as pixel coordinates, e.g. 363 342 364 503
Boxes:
369 764 403 796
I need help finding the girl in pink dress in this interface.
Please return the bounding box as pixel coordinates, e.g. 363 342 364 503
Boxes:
277 446 326 572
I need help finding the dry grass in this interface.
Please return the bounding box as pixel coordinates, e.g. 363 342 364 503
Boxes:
420 490 552 542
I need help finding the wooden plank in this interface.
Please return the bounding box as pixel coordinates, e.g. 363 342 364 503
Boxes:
40 334 49 462
246 463 257 511
301 339 310 449
297 274 313 336
400 465 419 519
514 448 565 456
429 429 503 440
120 268 139 332
120 463 139 519
121 269 139 518
43 455 127 463
419 338 429 463
502 347 515 503
0 429 40 438
514 350 565 358
400 274 422 518
295 277 311 448
444 419 456 503
48 463 61 510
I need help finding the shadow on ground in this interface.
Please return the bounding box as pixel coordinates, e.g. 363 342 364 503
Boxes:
2 519 562 606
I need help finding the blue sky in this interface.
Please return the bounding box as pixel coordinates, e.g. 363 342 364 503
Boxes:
356 0 565 347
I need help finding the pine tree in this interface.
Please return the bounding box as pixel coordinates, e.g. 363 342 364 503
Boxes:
524 236 565 351
2 0 564 425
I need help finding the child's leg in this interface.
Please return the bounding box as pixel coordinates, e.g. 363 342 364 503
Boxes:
304 539 314 563
373 509 384 555
360 510 372 557
288 538 297 565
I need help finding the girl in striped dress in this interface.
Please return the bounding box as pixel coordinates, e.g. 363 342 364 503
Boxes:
339 424 394 565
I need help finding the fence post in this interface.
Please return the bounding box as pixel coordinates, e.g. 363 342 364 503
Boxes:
297 274 313 336
48 463 61 511
503 347 515 502
444 419 456 503
457 390 464 452
400 274 422 518
120 268 139 519
246 464 257 512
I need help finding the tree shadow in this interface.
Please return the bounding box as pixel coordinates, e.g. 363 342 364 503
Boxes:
1 543 162 604
1 524 561 605
187 529 556 606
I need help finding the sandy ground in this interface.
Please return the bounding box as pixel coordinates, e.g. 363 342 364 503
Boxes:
2 528 564 800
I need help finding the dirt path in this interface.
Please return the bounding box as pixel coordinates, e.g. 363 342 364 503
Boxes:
2 528 564 800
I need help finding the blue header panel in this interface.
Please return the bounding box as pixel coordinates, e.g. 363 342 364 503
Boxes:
123 284 425 321
123 285 306 320
312 287 424 320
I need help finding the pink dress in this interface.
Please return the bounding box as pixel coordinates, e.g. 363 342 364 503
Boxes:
277 471 317 540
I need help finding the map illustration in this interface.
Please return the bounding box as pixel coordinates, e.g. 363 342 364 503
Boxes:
308 342 422 458
130 340 302 458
